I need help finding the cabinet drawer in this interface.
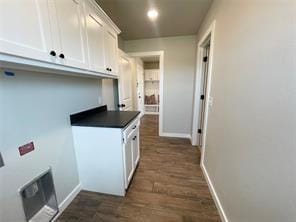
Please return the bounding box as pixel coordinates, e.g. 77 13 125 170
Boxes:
123 118 140 142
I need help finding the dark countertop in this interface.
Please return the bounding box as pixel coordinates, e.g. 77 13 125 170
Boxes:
70 105 140 128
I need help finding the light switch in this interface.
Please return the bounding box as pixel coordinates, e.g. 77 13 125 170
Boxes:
208 96 214 107
0 152 4 168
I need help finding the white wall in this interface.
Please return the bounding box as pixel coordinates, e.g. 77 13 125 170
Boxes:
125 36 197 136
0 69 101 222
197 0 296 221
102 79 116 110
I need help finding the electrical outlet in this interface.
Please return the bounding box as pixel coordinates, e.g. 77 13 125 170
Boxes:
0 152 4 168
98 96 102 104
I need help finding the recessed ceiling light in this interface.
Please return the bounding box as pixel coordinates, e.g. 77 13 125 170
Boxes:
147 9 158 20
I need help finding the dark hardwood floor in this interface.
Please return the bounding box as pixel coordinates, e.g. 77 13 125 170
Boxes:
58 115 220 222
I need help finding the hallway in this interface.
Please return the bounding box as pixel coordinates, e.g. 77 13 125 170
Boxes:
58 115 220 222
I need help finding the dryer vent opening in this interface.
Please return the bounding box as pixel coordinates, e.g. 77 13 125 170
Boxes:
20 169 59 222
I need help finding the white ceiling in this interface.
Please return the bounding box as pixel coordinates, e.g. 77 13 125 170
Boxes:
95 0 213 40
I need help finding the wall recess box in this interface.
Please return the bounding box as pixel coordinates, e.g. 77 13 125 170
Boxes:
19 142 35 156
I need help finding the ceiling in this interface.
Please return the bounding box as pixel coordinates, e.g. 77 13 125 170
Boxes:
95 0 213 40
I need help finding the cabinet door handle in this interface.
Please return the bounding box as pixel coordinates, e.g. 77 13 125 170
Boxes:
50 50 56 57
59 53 65 59
132 125 136 129
133 136 137 140
117 104 126 108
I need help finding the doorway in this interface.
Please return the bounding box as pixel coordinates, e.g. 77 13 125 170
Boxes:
197 42 211 146
136 64 145 116
191 21 216 164
129 51 164 136
142 58 160 115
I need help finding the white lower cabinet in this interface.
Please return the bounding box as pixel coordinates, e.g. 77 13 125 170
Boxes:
133 130 140 167
123 127 140 188
72 117 140 196
124 134 134 188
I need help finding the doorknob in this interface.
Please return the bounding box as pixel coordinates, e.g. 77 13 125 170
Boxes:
117 104 126 108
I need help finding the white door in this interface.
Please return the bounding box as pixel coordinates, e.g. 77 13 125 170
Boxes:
0 0 53 62
53 0 88 69
118 52 133 111
85 6 105 72
123 136 133 188
132 130 140 166
104 29 118 75
136 64 145 114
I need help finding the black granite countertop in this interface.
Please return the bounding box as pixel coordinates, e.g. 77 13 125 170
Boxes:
70 105 140 128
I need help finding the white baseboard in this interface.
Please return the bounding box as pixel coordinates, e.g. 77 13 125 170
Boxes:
201 163 228 222
53 183 82 221
159 132 191 139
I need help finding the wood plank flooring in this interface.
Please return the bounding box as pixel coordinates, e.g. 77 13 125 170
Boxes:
57 115 220 222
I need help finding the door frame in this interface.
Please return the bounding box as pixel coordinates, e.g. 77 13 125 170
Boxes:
191 21 216 163
136 63 145 117
128 51 164 137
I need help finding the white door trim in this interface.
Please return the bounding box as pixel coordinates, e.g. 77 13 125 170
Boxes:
128 51 164 137
191 20 216 155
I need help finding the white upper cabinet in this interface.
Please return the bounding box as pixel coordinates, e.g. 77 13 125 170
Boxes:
0 0 120 77
85 5 105 72
0 0 53 62
104 28 118 75
52 0 88 69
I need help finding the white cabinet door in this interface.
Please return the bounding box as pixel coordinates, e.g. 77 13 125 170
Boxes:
132 130 140 166
0 0 53 62
145 69 159 81
53 0 88 69
118 52 133 111
104 29 118 75
123 136 134 188
85 6 105 72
